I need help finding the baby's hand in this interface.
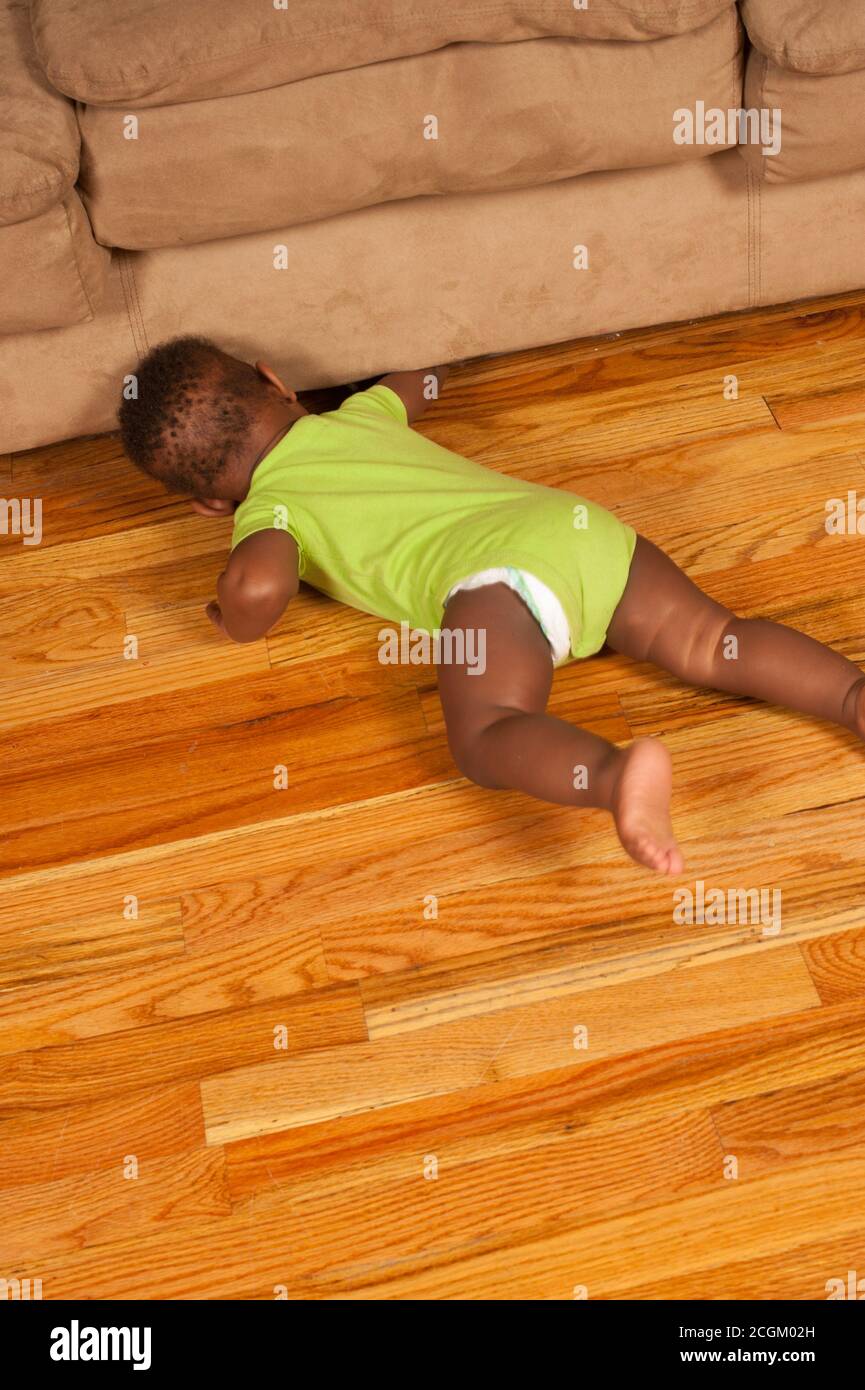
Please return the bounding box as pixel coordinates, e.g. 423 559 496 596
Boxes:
206 600 228 635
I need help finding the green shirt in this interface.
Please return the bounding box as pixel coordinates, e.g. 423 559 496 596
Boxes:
231 385 636 660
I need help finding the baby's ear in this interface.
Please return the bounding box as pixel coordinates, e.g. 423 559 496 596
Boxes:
190 497 236 517
255 359 291 397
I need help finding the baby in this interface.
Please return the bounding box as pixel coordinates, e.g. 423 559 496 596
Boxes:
119 337 865 874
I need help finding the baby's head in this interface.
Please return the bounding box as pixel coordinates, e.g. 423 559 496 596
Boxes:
118 335 303 501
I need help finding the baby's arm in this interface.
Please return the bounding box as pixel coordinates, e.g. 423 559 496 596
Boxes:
377 365 450 423
209 529 299 643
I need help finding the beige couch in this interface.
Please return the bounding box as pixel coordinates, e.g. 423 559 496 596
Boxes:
2 0 865 453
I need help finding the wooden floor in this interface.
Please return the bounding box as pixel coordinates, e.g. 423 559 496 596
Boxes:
3 292 865 1301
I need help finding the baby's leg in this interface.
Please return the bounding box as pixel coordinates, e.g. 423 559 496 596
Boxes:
438 583 684 873
607 537 865 731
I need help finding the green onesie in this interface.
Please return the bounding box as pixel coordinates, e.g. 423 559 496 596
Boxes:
230 385 636 661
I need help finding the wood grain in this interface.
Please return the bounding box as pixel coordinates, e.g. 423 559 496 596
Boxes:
201 950 818 1143
4 288 865 1298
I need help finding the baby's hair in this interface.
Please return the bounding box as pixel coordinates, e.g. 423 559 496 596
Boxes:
118 335 272 494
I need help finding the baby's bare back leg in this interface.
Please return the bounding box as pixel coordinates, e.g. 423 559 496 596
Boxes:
437 584 683 873
607 537 865 732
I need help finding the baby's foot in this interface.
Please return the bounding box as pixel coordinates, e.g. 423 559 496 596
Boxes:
611 738 684 875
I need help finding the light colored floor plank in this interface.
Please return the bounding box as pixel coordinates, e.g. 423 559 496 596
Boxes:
201 949 818 1143
0 984 367 1112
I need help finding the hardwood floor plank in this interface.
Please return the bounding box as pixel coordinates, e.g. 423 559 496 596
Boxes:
0 687 448 873
0 921 328 1055
0 1148 230 1266
357 925 831 1042
613 439 865 577
224 997 865 1204
220 1108 725 1282
427 342 865 490
9 439 179 547
767 383 865 430
713 1071 865 1178
0 662 404 782
5 695 862 945
17 1131 862 1301
801 925 865 1005
0 1082 205 1190
265 590 433 694
0 901 183 991
0 513 224 592
201 949 818 1144
326 800 865 981
447 293 865 406
0 588 123 673
615 1229 865 1300
0 983 366 1113
325 1152 865 1300
1 1108 721 1300
0 782 568 933
0 603 269 734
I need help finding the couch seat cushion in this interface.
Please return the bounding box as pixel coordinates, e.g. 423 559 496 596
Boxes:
740 51 865 183
78 11 743 249
0 191 110 332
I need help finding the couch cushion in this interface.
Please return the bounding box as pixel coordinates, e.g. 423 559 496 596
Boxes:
0 250 134 452
33 0 736 107
740 50 865 184
0 0 79 225
0 191 111 333
740 0 865 76
78 10 743 250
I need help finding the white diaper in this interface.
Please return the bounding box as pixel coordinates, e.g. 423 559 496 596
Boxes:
446 567 571 665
